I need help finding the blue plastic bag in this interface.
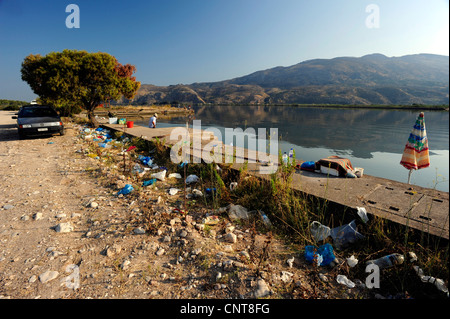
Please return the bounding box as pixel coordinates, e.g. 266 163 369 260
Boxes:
117 184 133 195
139 155 153 166
142 179 157 187
304 243 335 266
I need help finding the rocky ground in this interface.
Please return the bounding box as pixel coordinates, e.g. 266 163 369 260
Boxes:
0 111 394 300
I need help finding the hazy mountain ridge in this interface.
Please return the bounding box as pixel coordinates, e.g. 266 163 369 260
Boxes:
123 53 449 106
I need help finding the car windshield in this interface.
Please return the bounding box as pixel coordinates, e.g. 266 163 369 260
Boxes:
19 107 58 118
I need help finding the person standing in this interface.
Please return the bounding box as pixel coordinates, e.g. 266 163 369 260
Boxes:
149 113 157 128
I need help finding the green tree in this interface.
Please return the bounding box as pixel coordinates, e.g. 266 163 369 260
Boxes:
21 49 140 127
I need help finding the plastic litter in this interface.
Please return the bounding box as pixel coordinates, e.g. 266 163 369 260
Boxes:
169 188 180 195
288 148 294 163
336 275 355 288
151 170 166 181
229 182 238 191
142 179 156 187
139 155 153 166
330 220 364 249
203 215 220 225
413 266 449 295
304 243 335 266
205 188 217 195
168 173 182 179
346 255 358 267
117 184 133 195
356 206 369 223
132 163 144 175
260 211 272 227
366 253 404 270
282 152 288 165
310 221 331 242
186 174 199 184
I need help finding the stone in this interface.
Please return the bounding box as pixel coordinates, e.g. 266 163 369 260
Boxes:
253 279 271 298
90 202 99 209
120 260 131 270
223 232 237 244
134 227 146 234
55 222 73 233
3 204 14 210
39 270 59 284
156 248 165 256
33 212 43 220
281 271 294 283
227 204 249 221
106 244 122 258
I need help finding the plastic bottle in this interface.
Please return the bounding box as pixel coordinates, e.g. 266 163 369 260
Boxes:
282 152 288 166
288 148 294 163
366 253 404 269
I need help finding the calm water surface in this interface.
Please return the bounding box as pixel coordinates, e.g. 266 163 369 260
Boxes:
136 106 449 192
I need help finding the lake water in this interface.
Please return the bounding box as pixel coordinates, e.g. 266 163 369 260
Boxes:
135 105 449 192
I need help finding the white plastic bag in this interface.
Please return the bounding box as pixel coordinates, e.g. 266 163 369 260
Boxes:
186 174 199 184
336 275 355 288
151 170 166 181
356 206 369 223
310 221 331 242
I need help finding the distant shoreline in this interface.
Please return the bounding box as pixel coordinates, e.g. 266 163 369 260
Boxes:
110 103 449 111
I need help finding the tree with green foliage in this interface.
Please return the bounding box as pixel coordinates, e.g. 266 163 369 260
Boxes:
21 49 140 127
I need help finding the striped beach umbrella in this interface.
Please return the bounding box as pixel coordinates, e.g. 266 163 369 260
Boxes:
400 112 430 184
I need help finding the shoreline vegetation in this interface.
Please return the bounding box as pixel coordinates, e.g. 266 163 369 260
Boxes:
1 99 448 112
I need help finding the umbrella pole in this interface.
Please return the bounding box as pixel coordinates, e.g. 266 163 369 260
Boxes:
407 169 413 184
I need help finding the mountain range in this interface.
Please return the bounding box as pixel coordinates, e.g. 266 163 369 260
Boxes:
122 53 449 106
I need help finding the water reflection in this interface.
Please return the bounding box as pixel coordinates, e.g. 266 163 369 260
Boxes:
135 105 449 191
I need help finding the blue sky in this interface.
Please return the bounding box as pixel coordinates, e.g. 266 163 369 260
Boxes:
0 0 448 101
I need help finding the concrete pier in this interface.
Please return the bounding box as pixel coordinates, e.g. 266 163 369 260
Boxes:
101 123 449 239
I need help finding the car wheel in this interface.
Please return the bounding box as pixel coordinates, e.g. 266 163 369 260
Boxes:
60 128 65 136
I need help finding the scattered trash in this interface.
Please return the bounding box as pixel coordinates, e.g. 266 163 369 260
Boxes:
138 155 153 166
304 243 335 266
192 189 203 198
47 142 54 144
117 184 134 195
366 253 404 270
346 255 358 267
413 266 449 296
286 256 295 268
186 174 199 184
356 206 369 223
142 179 156 187
336 275 355 288
203 215 220 225
168 188 180 196
330 220 364 249
260 211 272 227
151 170 166 181
126 146 136 152
132 163 144 175
310 221 331 242
408 251 418 262
229 182 238 191
205 187 217 195
168 173 182 179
